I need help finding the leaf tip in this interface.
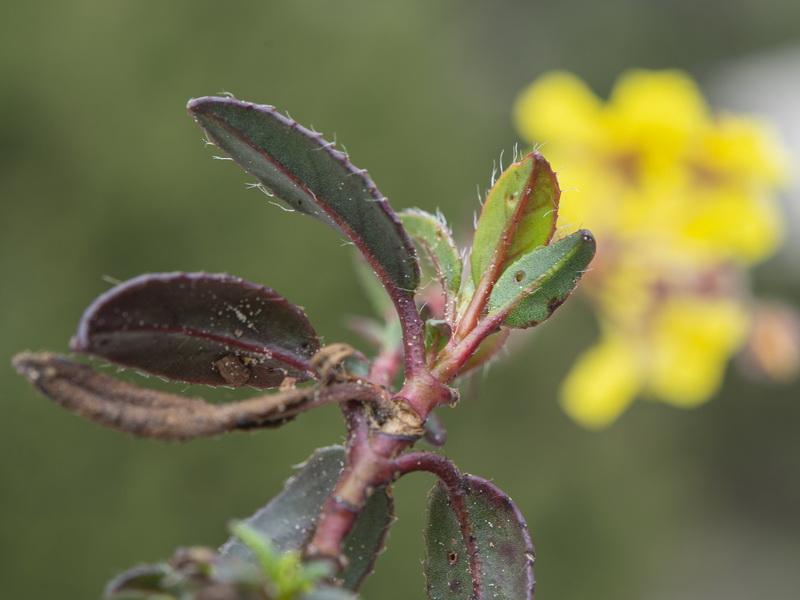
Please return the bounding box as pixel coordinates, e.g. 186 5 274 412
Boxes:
577 228 596 249
11 350 44 382
186 95 213 116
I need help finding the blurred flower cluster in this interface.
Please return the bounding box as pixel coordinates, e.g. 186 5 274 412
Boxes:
514 69 799 428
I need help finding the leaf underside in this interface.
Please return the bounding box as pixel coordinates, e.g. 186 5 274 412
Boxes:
188 97 419 301
220 446 394 592
71 272 320 388
424 474 536 600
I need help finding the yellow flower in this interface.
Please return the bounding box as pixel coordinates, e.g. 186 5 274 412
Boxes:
514 69 790 428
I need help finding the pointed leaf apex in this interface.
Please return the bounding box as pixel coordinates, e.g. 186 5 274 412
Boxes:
470 151 561 287
187 96 420 301
489 229 596 328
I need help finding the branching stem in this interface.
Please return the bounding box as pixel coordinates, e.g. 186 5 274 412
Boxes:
432 310 506 383
306 407 415 560
367 336 403 388
390 292 430 380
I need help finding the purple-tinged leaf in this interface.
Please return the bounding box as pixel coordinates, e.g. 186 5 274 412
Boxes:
219 447 344 558
220 446 394 591
338 480 394 591
424 474 536 599
71 272 320 388
187 97 420 305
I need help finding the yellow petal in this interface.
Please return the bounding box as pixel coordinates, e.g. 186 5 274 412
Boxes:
646 298 748 406
605 70 709 159
513 71 603 148
560 334 641 429
699 114 789 185
512 69 790 424
682 186 783 264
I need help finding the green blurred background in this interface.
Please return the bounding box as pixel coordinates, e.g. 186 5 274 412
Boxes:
2 1 799 598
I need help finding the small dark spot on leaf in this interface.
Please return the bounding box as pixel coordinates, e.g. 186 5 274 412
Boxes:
448 550 458 565
448 578 463 592
547 295 566 314
214 356 250 387
514 270 525 283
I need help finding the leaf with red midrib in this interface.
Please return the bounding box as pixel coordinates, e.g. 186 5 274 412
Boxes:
71 272 320 388
470 151 560 288
424 474 536 599
187 97 420 307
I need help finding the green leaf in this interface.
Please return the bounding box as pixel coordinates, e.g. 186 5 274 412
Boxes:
220 446 394 591
228 522 292 583
470 152 560 287
424 475 536 600
488 229 596 328
229 522 334 598
454 274 476 322
400 209 462 318
341 351 372 379
188 97 419 303
425 319 452 356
